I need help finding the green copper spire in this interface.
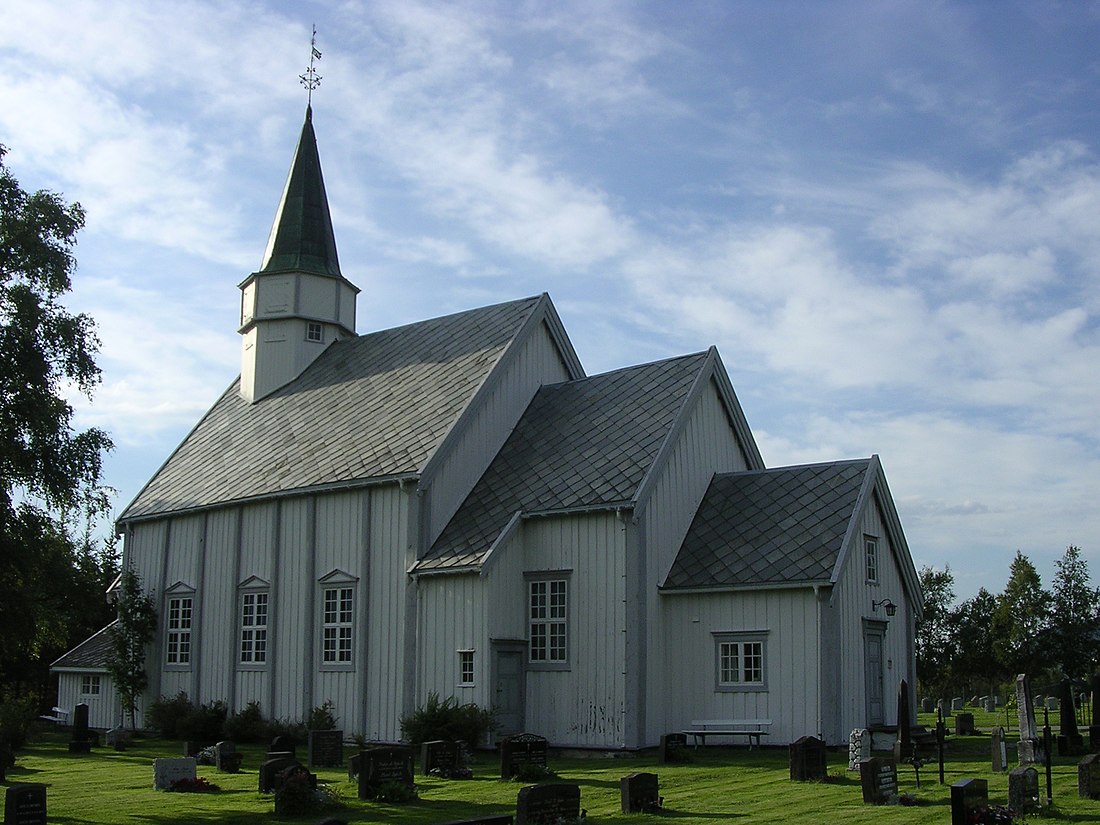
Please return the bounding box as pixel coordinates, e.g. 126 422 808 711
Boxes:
259 106 341 277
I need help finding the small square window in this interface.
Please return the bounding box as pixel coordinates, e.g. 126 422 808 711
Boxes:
459 650 475 686
307 322 323 342
81 674 101 695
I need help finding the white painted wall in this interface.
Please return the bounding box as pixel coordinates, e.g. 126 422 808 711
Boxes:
55 671 120 730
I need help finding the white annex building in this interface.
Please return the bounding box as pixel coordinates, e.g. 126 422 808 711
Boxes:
53 107 923 748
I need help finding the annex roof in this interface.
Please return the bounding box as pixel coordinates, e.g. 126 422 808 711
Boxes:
119 296 546 522
50 621 116 671
419 351 711 570
664 458 872 590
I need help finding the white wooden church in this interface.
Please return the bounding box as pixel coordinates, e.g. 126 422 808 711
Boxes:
53 106 923 749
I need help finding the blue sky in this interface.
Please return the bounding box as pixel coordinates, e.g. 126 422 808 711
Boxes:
2 1 1097 601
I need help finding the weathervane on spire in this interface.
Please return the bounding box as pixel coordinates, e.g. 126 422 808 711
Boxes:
300 24 322 105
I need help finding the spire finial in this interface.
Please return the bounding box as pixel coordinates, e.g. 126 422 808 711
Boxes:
299 24 322 106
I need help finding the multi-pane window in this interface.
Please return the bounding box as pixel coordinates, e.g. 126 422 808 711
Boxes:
714 632 767 691
166 596 193 665
865 536 879 582
459 650 475 686
240 591 269 664
322 586 354 665
529 578 567 664
307 322 323 342
81 674 101 695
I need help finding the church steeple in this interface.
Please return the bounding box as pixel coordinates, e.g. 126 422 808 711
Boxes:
238 105 359 404
258 105 341 277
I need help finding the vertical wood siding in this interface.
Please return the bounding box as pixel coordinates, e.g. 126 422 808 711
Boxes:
520 512 627 747
416 574 487 709
642 378 750 744
160 514 205 700
236 502 276 714
274 498 312 722
198 509 237 706
832 491 913 741
426 321 572 545
364 484 409 740
56 673 119 730
660 588 820 744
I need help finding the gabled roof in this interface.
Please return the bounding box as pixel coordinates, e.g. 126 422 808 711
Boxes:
663 458 872 590
50 621 116 671
258 105 341 277
119 296 546 522
418 351 711 570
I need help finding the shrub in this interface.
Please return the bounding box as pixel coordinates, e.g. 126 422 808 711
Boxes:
264 717 308 745
0 694 37 749
147 692 193 739
176 699 227 744
307 700 337 731
224 701 266 743
400 692 495 747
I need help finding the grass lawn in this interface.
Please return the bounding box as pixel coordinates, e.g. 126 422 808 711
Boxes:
3 715 1096 824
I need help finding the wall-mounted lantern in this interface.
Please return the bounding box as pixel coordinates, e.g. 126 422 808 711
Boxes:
872 598 897 617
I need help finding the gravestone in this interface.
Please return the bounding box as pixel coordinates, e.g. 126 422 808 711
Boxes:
937 698 950 718
1008 766 1040 814
951 697 964 712
893 679 911 762
215 740 242 773
1057 679 1085 755
620 772 660 813
951 778 988 825
308 729 344 768
848 728 871 771
348 751 360 780
1079 753 1100 800
1046 696 1059 711
106 727 131 749
68 702 92 754
991 727 1008 773
500 733 549 780
858 757 898 804
789 735 827 781
983 696 996 713
1016 674 1041 765
357 746 415 800
269 734 296 757
153 757 197 791
435 818 514 825
658 733 687 764
514 782 580 825
955 712 976 736
421 740 460 776
4 783 46 825
259 755 302 793
921 697 933 713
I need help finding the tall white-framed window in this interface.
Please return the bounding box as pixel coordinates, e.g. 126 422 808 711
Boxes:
318 569 358 670
81 674 101 695
527 572 569 669
239 591 269 665
458 650 475 686
865 535 879 583
713 631 768 691
164 582 195 668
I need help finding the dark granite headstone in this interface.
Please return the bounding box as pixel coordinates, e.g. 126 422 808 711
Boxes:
259 756 302 793
789 735 827 781
215 740 242 773
858 757 898 804
308 729 344 768
421 740 460 775
357 746 415 800
1079 753 1100 800
435 818 513 825
4 783 46 825
1057 679 1085 755
620 772 660 813
658 732 687 764
951 778 988 825
500 733 549 780
991 727 1007 773
514 783 580 825
68 702 92 754
921 697 933 713
270 734 296 757
1008 766 1040 814
348 751 360 781
895 679 912 759
954 712 976 736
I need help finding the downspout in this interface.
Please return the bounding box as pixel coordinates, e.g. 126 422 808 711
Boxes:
814 584 823 741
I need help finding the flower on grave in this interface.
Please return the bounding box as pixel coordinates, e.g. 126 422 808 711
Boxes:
168 776 219 793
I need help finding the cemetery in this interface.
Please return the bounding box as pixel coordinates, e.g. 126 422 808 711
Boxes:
1 703 1098 825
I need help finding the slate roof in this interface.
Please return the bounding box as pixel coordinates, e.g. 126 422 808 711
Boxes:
420 352 710 569
663 458 872 589
51 622 116 670
120 296 544 521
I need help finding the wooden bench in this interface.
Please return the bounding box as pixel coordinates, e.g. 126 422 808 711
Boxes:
683 719 771 749
38 707 69 725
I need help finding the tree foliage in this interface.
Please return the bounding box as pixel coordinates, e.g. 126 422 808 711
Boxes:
106 569 157 729
1048 545 1100 678
991 551 1049 679
915 565 955 696
0 145 115 698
